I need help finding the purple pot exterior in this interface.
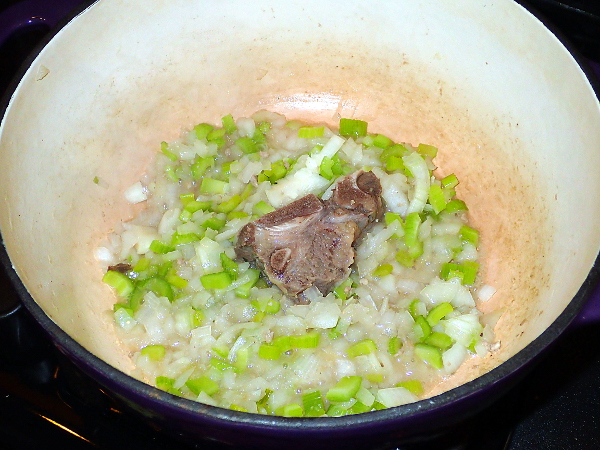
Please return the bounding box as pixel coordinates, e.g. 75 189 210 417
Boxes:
1 0 600 448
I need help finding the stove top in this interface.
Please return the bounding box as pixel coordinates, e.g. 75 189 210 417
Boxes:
1 1 600 449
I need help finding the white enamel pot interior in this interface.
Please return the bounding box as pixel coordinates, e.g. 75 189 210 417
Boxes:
1 0 600 445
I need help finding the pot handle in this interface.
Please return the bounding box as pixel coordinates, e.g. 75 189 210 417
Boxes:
0 0 88 51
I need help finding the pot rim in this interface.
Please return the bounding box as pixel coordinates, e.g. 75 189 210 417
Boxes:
1 0 599 433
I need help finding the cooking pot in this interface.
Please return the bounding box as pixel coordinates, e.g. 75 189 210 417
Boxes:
1 0 599 447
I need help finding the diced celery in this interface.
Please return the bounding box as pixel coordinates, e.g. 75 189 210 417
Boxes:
252 201 275 216
194 123 214 140
298 126 325 138
408 299 424 319
347 339 377 357
325 376 362 402
149 239 175 254
395 380 424 396
326 404 349 417
219 253 239 280
102 270 134 298
428 184 447 214
371 134 393 149
202 216 226 231
171 232 202 246
440 261 479 285
142 277 174 302
132 258 150 273
272 335 293 353
184 200 212 213
191 157 213 179
210 356 237 372
200 177 228 195
278 403 304 417
441 173 459 189
290 331 320 349
141 344 165 361
215 195 243 214
256 389 273 414
166 273 188 289
234 269 260 298
388 336 403 355
179 192 195 205
417 143 438 159
302 391 326 417
413 315 432 341
161 141 178 161
459 225 479 246
230 404 249 413
186 376 219 396
258 343 281 360
424 331 454 350
414 343 444 369
339 118 368 137
156 376 175 391
426 302 454 327
384 212 403 226
333 278 353 301
349 401 372 414
373 264 393 277
444 199 468 213
236 136 258 154
221 114 237 134
227 211 249 220
200 271 232 290
384 155 405 173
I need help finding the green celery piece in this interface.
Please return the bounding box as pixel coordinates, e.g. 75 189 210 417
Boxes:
371 134 393 149
200 177 228 195
252 200 275 216
428 184 447 214
258 343 281 360
319 156 335 180
325 376 362 402
426 302 454 327
179 192 195 205
202 216 227 231
347 339 377 357
459 225 480 246
298 126 325 138
161 141 178 161
200 271 232 290
384 212 403 226
156 376 175 391
166 273 188 289
234 269 260 298
444 199 468 213
272 335 293 353
326 404 349 417
414 343 444 369
132 257 151 273
350 401 372 414
194 123 214 140
388 336 403 355
333 277 353 301
229 404 249 412
191 157 213 180
289 331 320 349
403 212 421 247
302 391 326 417
395 380 424 396
215 195 243 214
227 211 249 220
149 239 175 254
408 299 423 319
102 270 134 299
413 315 432 341
236 136 258 154
424 331 454 350
339 118 368 137
256 389 273 415
441 173 459 189
221 114 237 134
219 253 239 280
440 261 479 285
142 277 175 302
417 143 438 159
184 200 212 214
186 376 219 396
384 155 405 173
141 344 165 361
193 308 205 327
278 403 304 417
210 356 238 372
171 232 202 246
372 263 393 277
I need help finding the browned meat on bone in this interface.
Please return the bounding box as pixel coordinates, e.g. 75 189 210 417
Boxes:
235 170 383 303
